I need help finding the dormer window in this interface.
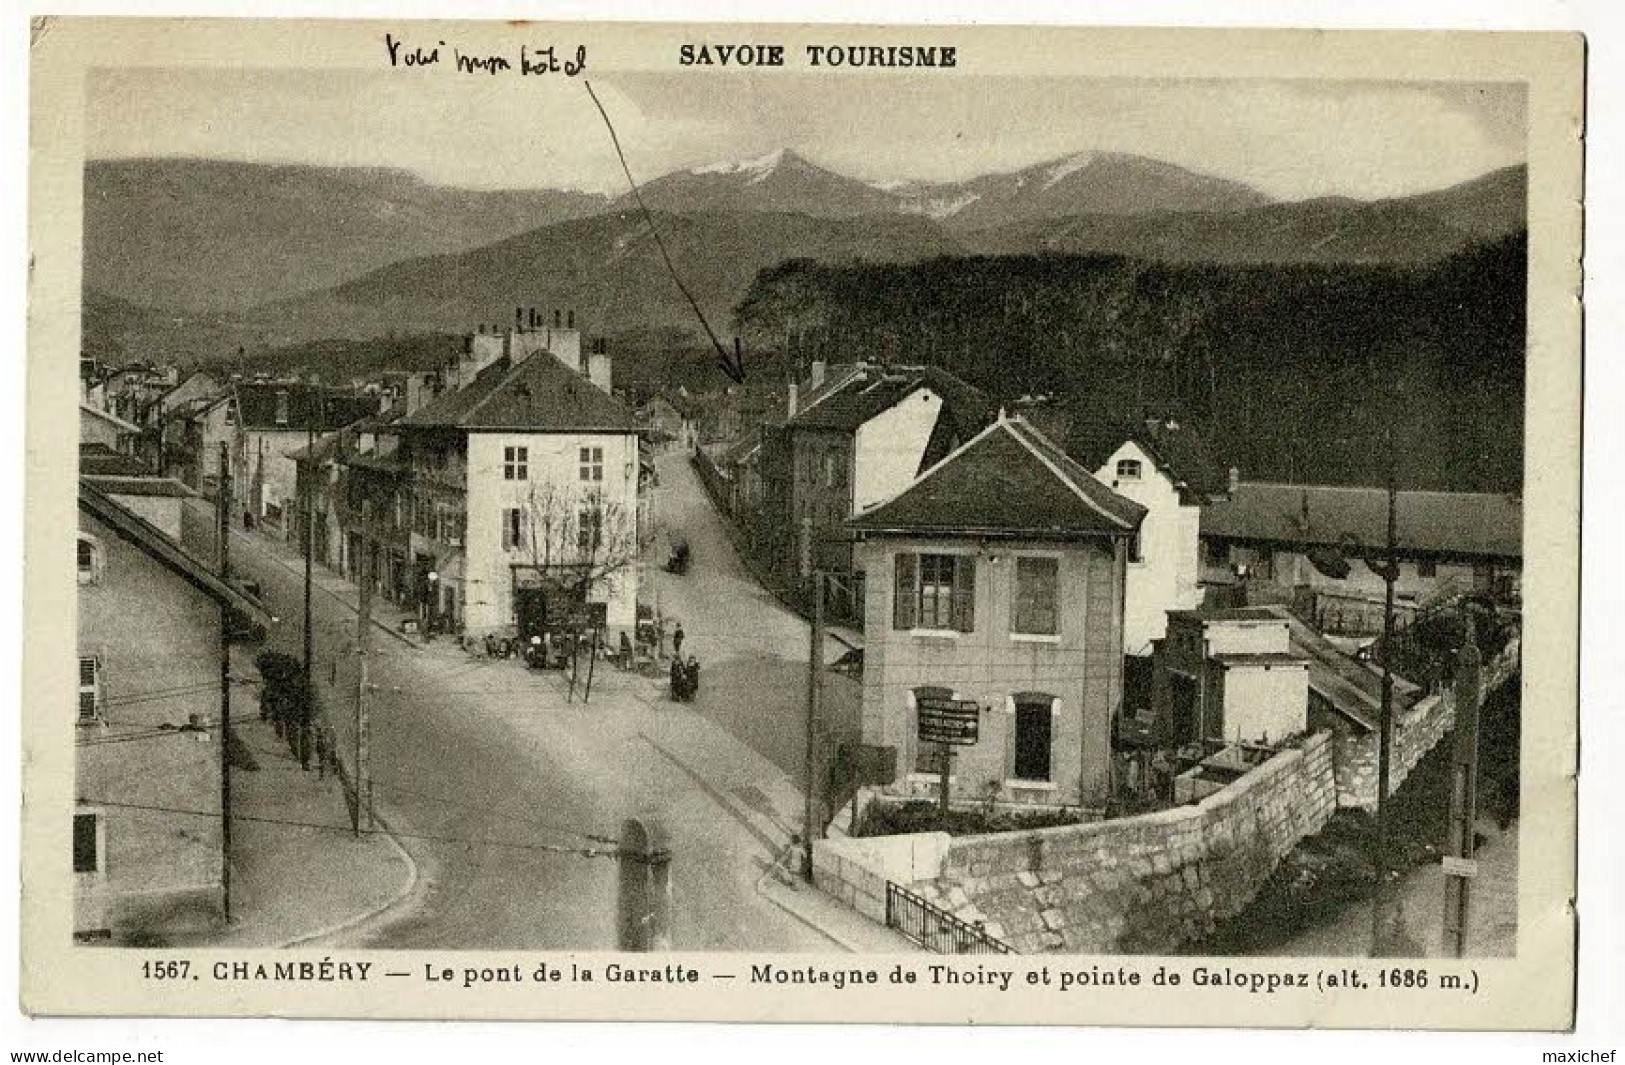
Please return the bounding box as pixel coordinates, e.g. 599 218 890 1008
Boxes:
1116 458 1143 482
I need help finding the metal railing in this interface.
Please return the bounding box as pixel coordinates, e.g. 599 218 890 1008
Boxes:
885 881 1015 954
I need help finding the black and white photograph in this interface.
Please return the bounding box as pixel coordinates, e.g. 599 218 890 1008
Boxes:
20 16 1585 1029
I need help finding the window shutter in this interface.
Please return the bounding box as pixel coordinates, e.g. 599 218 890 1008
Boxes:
952 557 976 632
893 553 917 630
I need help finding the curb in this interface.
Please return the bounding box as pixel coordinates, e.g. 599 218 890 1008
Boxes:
275 805 422 950
752 847 858 953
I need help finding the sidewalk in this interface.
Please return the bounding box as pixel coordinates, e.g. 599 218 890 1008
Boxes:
233 522 425 651
635 708 918 953
170 655 418 948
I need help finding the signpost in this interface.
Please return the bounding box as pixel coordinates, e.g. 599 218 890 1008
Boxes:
916 696 979 825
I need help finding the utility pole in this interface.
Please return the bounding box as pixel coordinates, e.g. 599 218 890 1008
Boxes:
1370 420 1398 957
1441 617 1483 956
802 570 824 881
216 443 232 922
353 503 373 836
301 413 315 771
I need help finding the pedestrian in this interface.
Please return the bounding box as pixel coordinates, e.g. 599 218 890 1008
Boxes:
672 622 685 662
685 655 701 700
670 655 685 702
314 726 328 780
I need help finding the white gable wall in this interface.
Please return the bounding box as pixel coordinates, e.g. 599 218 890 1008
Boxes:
852 387 943 514
1095 440 1203 655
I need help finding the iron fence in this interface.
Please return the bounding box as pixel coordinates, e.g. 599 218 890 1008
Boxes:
885 881 1015 954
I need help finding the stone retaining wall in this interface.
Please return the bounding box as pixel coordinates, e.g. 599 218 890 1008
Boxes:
911 733 1337 953
816 733 1338 954
1334 640 1519 810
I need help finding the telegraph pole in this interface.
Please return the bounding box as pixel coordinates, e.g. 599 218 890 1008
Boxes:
1370 421 1398 957
216 443 233 921
353 504 373 835
1441 617 1483 956
802 570 824 881
301 413 315 771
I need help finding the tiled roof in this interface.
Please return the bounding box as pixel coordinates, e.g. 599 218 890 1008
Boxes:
788 364 994 437
849 415 1145 539
82 475 194 498
78 444 151 477
1065 415 1229 501
79 480 272 627
398 353 636 433
80 403 141 434
1201 482 1522 561
234 384 378 432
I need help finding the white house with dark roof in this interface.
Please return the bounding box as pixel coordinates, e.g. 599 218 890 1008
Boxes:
394 337 642 642
848 413 1145 810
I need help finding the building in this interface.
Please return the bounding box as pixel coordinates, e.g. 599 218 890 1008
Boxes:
1064 416 1227 657
75 481 271 941
1152 607 1310 748
232 384 379 537
79 403 143 455
163 392 237 497
1200 481 1523 634
392 334 642 642
760 361 994 618
847 413 1145 809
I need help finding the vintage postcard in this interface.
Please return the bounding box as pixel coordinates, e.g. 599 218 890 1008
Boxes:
22 18 1582 1027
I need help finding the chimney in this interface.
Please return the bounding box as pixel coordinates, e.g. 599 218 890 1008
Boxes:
1228 466 1240 495
810 360 826 390
788 382 799 419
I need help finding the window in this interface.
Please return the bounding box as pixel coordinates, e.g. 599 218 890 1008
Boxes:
911 686 953 774
224 401 237 426
78 657 100 722
579 446 604 482
274 391 290 426
1116 458 1142 482
1012 694 1055 782
73 811 101 873
1013 557 1059 636
502 508 523 551
76 536 101 585
1129 531 1144 564
503 446 529 481
577 507 603 555
1418 559 1438 578
821 451 839 487
893 553 975 632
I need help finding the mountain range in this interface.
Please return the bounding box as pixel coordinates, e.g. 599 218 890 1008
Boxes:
81 149 1527 364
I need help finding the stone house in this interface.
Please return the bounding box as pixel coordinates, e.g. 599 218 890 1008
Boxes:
75 480 270 941
847 413 1145 810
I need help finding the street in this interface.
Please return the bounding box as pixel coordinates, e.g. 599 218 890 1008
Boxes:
192 469 845 951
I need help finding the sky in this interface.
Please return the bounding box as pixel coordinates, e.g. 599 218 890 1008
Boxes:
86 68 1525 201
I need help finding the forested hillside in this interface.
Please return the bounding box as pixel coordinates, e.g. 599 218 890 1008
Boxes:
732 235 1526 492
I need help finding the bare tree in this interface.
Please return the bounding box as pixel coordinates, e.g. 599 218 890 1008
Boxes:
519 480 639 607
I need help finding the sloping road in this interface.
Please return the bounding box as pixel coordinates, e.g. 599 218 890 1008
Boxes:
203 500 834 951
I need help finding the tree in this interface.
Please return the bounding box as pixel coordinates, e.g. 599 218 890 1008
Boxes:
518 480 639 610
